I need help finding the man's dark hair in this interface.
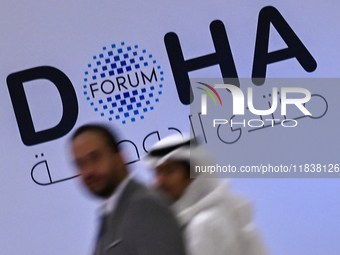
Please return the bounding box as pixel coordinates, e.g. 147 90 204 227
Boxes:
71 124 120 152
180 160 191 178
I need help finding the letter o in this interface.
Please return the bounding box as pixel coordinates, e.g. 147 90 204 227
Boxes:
281 119 298 127
248 119 264 127
101 80 115 94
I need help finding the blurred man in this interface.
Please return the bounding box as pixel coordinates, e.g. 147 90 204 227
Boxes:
146 134 267 255
71 124 186 255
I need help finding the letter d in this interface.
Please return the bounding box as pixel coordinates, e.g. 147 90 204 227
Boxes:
7 66 78 146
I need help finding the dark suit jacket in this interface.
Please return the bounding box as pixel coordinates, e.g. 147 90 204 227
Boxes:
93 179 186 255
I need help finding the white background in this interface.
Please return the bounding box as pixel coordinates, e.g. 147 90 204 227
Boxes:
0 1 339 254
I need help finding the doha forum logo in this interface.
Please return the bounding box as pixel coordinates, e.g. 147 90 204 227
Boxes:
83 42 164 124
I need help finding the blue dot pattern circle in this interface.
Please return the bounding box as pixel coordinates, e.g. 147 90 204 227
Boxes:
83 42 164 124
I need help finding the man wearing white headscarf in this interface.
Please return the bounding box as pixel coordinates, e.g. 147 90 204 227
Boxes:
145 134 268 255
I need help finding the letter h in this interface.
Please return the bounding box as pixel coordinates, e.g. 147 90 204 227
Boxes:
164 20 239 105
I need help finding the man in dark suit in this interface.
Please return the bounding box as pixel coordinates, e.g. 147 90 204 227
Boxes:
71 124 186 255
